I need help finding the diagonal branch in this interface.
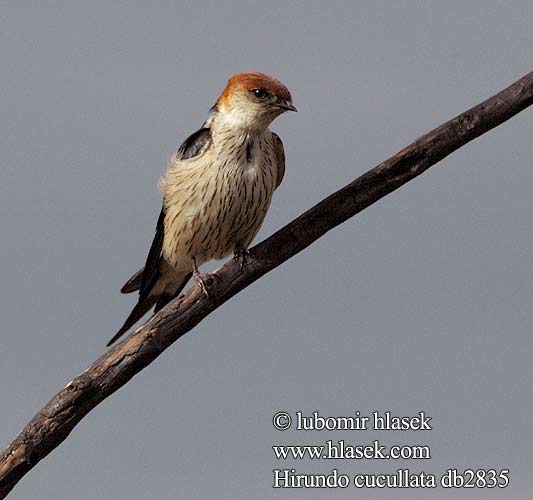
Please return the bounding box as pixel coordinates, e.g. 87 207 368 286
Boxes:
1 70 532 498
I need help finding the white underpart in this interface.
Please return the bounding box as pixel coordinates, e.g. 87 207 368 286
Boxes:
156 109 281 295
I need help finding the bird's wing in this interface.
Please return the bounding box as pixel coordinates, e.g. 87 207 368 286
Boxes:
272 132 285 189
121 127 212 295
120 222 161 296
176 127 212 160
138 207 165 299
112 208 164 345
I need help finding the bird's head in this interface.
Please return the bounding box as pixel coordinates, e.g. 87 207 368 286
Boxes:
215 72 296 131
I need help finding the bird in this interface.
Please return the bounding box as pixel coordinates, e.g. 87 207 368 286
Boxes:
107 72 296 346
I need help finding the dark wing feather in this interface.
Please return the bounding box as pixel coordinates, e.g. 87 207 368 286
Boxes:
272 132 286 189
176 127 211 160
139 207 165 299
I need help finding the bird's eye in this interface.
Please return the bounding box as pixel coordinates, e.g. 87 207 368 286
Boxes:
251 88 268 99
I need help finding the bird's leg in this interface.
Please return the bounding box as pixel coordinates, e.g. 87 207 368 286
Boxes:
234 243 251 270
192 257 210 297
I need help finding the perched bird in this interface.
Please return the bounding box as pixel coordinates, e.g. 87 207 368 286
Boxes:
108 72 296 345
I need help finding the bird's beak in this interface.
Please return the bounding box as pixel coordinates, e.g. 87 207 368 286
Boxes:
274 100 297 112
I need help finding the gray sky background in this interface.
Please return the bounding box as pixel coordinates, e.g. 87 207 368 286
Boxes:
1 1 532 499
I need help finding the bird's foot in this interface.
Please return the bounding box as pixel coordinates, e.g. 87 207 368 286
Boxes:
234 245 251 271
192 257 211 297
193 269 211 297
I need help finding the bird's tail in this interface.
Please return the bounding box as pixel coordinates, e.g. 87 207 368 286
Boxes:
108 272 192 346
153 272 193 313
107 294 158 346
120 266 144 294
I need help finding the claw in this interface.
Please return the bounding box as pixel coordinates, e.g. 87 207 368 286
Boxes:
234 245 251 270
192 256 210 297
193 270 210 297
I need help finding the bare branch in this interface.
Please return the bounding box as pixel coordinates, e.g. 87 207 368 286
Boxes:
1 70 532 498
